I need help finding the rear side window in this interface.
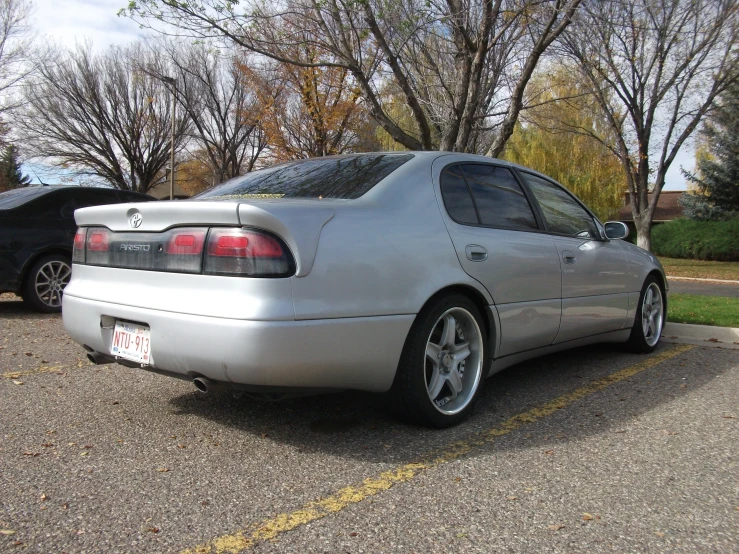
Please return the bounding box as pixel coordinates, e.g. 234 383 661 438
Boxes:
195 154 414 201
521 173 599 239
458 164 538 230
440 166 478 225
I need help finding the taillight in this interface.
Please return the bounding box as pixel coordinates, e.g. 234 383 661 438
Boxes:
86 227 111 265
205 228 292 276
72 228 86 263
165 230 206 255
87 229 109 251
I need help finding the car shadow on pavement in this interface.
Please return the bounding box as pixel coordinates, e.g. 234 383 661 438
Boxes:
165 342 732 464
0 294 60 321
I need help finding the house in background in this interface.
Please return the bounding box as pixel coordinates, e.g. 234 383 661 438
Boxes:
147 179 191 200
617 190 685 236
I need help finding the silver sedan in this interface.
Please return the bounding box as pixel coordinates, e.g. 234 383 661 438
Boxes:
62 152 666 427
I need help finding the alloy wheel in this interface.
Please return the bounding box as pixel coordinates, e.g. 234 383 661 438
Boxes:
34 260 71 309
424 307 483 415
641 282 664 347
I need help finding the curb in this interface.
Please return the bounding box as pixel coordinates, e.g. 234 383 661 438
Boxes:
661 322 739 350
667 275 739 284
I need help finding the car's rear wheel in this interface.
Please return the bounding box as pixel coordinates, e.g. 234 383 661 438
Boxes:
625 275 665 353
22 255 71 313
392 294 486 428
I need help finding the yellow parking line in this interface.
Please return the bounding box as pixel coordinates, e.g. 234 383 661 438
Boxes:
0 362 90 380
182 344 695 554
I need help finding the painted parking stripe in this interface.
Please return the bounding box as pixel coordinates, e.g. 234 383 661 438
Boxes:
0 364 70 379
182 344 695 554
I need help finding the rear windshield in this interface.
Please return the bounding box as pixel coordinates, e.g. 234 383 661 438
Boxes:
195 154 414 201
0 187 50 209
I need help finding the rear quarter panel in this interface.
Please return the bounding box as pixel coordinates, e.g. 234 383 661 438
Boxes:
291 156 490 320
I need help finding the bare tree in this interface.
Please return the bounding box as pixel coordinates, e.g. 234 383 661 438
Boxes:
0 0 33 115
123 0 581 156
562 0 739 250
18 43 190 193
159 41 269 184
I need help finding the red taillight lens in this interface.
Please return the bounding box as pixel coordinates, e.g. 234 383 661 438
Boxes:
72 228 86 263
87 229 109 251
165 230 206 255
205 228 292 276
208 235 249 257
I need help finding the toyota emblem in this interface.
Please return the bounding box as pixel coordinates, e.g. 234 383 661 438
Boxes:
129 213 143 228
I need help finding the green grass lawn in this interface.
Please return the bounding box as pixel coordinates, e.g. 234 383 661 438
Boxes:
668 293 739 327
659 257 739 281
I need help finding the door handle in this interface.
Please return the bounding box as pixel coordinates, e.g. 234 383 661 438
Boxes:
465 245 488 262
562 249 576 264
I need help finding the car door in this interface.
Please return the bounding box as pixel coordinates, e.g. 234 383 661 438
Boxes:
518 171 629 343
434 159 562 357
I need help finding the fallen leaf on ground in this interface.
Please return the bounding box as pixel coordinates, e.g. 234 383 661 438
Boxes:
506 496 517 501
548 524 565 531
147 527 159 534
705 338 719 343
349 532 358 537
11 380 23 385
582 513 594 521
40 494 48 502
0 530 16 535
655 531 665 537
22 451 39 457
156 467 169 473
544 450 554 455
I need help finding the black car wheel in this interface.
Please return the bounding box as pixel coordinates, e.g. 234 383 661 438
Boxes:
23 254 72 313
391 294 486 428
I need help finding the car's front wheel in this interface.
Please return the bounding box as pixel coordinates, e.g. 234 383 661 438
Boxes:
625 275 665 353
392 294 486 428
22 254 71 313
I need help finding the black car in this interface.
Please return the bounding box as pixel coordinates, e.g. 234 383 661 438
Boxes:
0 186 155 312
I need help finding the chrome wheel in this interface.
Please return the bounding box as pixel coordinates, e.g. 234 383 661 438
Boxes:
641 282 663 347
34 260 71 309
424 307 483 415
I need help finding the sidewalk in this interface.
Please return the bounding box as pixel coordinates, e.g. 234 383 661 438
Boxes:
661 322 739 350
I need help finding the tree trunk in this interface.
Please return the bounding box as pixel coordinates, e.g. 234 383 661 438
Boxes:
633 213 652 252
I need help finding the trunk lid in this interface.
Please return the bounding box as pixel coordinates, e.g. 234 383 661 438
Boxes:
74 201 241 231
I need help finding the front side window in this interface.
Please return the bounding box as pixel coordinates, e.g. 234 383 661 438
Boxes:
521 173 599 239
459 164 538 230
196 154 414 201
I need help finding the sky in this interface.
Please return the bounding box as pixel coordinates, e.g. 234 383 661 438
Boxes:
25 0 693 190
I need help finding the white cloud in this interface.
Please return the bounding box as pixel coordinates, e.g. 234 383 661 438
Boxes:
31 0 149 50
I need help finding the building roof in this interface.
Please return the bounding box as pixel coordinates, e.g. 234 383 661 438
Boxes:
618 191 685 222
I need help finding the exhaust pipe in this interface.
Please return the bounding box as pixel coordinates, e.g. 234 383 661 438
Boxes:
87 351 114 365
193 376 213 394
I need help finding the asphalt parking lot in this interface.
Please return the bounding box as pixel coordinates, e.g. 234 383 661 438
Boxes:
1 294 737 553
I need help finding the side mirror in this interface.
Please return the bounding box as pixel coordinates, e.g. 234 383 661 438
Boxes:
604 221 629 240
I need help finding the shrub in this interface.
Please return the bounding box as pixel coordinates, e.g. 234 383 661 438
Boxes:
651 218 739 261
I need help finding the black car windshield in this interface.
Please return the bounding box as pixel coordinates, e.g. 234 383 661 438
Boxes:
0 187 51 209
195 154 415 201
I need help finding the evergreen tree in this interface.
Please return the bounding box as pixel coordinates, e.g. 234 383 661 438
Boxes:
683 81 739 220
0 144 31 190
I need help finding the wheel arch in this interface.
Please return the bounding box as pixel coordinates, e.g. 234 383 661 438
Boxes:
647 269 668 313
414 283 499 360
20 248 73 289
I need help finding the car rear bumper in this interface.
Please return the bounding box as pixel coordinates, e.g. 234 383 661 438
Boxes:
62 294 413 392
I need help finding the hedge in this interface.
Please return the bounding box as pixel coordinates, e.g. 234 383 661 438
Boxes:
650 218 739 261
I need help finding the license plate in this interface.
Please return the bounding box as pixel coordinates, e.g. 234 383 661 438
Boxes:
111 321 151 364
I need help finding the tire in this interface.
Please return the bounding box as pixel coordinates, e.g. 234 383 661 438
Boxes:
390 294 487 428
22 255 72 313
625 275 665 353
